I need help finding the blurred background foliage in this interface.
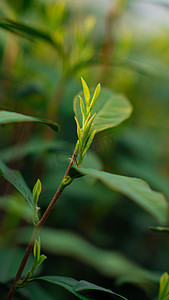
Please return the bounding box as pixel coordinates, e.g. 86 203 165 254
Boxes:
0 0 169 299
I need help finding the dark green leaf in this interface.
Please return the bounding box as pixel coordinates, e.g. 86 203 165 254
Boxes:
0 159 33 208
17 227 159 292
70 167 169 224
32 276 128 300
0 18 63 55
0 110 60 132
150 226 169 233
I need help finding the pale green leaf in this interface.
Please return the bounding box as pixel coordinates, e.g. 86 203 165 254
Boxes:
33 179 42 207
158 272 169 300
36 255 47 269
90 83 101 111
69 167 169 224
74 88 132 133
81 77 90 107
0 110 59 132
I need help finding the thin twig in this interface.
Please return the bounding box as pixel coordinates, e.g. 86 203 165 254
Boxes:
5 152 77 300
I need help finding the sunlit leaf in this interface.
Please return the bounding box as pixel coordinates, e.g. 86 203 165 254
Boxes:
70 167 169 224
0 159 33 208
158 272 169 300
74 88 132 133
32 276 128 300
0 110 60 132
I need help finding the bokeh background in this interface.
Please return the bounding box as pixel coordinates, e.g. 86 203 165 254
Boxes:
0 0 169 299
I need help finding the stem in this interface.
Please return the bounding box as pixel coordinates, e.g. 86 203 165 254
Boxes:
5 151 77 300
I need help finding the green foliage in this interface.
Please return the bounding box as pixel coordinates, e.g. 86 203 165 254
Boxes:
17 226 159 292
32 276 128 300
0 159 33 208
0 1 169 299
32 179 42 225
158 273 169 300
70 167 169 224
16 237 47 289
0 111 60 133
74 88 132 133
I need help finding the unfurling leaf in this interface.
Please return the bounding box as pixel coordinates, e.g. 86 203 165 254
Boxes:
81 77 90 109
90 83 101 111
33 179 42 207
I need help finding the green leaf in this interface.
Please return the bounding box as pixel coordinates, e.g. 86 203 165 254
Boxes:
90 83 101 111
74 89 132 133
0 110 60 132
36 255 47 269
17 227 160 292
32 276 128 300
0 194 33 223
34 238 41 264
33 179 42 207
158 272 169 300
150 226 169 233
0 18 63 55
70 167 169 224
81 77 90 108
0 159 33 208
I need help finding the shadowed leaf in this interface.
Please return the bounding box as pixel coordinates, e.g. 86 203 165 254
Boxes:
0 110 60 132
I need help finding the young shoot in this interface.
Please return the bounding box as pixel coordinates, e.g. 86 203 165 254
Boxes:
74 77 101 166
32 179 42 226
15 237 47 289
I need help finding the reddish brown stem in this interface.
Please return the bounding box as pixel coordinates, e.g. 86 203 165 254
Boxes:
5 152 77 300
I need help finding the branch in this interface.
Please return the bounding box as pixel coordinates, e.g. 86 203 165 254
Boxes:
5 151 77 300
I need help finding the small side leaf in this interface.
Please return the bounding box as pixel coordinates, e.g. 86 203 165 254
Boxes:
33 179 42 207
36 255 47 269
0 110 60 132
32 276 128 300
0 159 33 208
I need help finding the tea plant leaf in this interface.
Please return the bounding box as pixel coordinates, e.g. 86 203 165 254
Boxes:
32 276 128 300
70 167 168 224
74 88 132 133
158 272 169 300
0 159 33 208
0 110 60 132
18 227 159 292
0 18 63 55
